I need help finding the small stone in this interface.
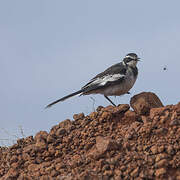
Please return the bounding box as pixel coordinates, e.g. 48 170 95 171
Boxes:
166 145 175 155
10 155 18 164
130 92 163 115
11 162 19 169
155 153 168 162
170 119 180 126
46 134 55 143
150 107 165 119
154 128 168 135
35 141 47 150
34 131 48 143
89 112 98 119
18 174 32 180
148 169 155 177
155 159 168 168
155 168 166 177
116 104 130 113
96 136 118 154
56 128 67 136
151 145 158 154
73 113 84 120
99 112 112 122
40 175 53 180
103 170 113 177
88 136 118 160
6 168 19 178
28 164 39 172
158 145 165 153
130 167 139 177
96 106 104 112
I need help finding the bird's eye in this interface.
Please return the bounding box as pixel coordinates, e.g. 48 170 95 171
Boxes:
126 58 132 63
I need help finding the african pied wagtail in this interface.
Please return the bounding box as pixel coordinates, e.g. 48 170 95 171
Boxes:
46 53 140 108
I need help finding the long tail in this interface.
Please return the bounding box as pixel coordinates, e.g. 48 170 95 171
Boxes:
45 89 83 108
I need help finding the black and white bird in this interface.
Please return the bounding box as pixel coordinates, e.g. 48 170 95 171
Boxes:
46 53 140 108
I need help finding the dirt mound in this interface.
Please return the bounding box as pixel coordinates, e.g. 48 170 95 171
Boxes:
0 92 180 179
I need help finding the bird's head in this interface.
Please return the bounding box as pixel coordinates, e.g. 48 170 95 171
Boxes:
123 53 140 67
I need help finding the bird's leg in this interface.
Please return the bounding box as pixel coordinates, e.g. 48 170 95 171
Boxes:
104 95 116 107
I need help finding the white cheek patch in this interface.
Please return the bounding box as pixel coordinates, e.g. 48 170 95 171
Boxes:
127 60 137 67
91 74 124 86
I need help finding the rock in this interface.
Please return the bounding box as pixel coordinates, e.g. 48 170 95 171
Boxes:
1 93 180 179
5 168 19 178
35 141 47 151
59 119 72 129
155 153 168 162
155 168 166 177
130 167 139 177
151 145 158 154
46 134 55 143
115 104 130 113
130 92 163 115
73 113 85 121
18 174 32 180
88 136 118 159
28 164 39 172
40 175 54 180
149 107 165 119
34 131 48 143
124 110 137 122
56 128 67 136
10 155 18 164
23 144 36 153
166 145 175 155
95 136 118 154
155 159 168 168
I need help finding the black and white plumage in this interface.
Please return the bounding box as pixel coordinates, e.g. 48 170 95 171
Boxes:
46 53 140 108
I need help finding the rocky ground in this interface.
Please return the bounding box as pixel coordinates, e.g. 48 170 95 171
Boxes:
0 92 180 180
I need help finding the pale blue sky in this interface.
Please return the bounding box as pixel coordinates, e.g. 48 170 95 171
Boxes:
0 1 180 145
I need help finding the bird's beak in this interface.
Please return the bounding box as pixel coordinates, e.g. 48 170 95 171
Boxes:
137 57 141 61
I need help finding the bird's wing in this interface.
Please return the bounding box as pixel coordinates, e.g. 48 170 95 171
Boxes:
82 62 127 92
